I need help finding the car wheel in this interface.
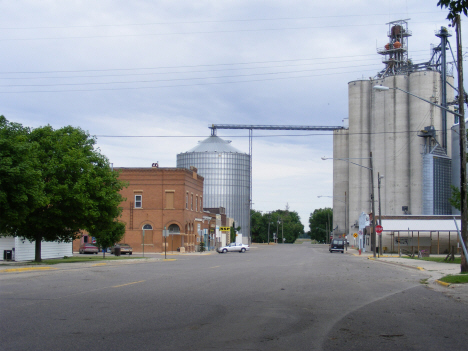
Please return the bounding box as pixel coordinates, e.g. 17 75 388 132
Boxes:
129 252 132 255
240 248 246 253
341 251 344 254
222 249 227 253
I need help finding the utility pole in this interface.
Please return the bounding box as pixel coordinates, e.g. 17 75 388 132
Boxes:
455 15 468 272
276 218 278 244
281 218 284 243
267 213 271 245
370 152 376 258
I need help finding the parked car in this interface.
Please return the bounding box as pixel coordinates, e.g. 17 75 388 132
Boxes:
111 243 133 255
217 242 249 253
79 243 98 254
329 239 345 253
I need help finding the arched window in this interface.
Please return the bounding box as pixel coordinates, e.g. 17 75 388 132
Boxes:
142 224 153 230
168 224 180 234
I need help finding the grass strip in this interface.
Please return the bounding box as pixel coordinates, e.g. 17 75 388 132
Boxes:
403 256 461 264
439 273 468 284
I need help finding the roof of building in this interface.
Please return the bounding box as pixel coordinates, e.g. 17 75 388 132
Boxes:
380 218 461 232
184 135 243 153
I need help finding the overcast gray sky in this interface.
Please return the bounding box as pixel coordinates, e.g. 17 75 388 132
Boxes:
1 1 463 228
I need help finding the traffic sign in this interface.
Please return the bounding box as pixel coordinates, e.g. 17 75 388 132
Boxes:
376 225 383 234
353 233 358 238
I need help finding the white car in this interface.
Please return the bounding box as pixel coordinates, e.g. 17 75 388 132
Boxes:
217 242 250 253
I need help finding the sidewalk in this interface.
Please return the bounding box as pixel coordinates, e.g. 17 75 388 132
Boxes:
347 248 468 304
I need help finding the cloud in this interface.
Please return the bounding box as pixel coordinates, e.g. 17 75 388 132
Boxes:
0 0 457 228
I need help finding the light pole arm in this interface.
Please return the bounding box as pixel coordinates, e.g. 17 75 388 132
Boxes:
395 87 462 117
374 85 462 117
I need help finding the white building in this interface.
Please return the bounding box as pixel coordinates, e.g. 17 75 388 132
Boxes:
0 236 72 261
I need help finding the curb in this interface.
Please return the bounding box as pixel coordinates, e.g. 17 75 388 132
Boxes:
435 279 451 287
1 267 57 273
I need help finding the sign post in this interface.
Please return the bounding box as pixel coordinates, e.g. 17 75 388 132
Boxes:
375 225 383 257
163 227 168 259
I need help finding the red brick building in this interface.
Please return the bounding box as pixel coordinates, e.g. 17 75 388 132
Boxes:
74 166 212 253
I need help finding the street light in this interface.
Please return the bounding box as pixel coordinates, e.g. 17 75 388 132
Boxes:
318 193 347 240
322 153 377 257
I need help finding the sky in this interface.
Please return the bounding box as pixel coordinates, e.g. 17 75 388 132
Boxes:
1 1 464 229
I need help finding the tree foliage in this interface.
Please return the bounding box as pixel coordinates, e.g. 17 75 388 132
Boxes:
438 0 468 20
90 220 126 258
250 209 304 243
230 222 241 243
0 116 46 231
450 185 462 210
308 208 333 243
0 117 127 261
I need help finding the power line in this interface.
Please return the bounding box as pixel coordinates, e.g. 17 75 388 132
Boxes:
0 53 392 75
0 63 384 88
0 67 381 93
0 20 448 42
95 129 447 138
0 58 384 80
0 12 442 30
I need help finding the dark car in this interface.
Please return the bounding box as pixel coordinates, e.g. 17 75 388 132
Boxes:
329 239 345 253
111 243 133 255
79 243 98 254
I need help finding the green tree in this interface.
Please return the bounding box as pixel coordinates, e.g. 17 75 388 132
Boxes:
90 220 126 258
450 185 461 210
250 209 304 243
438 0 468 20
278 210 304 243
0 118 126 262
309 208 333 243
0 116 46 233
250 210 265 243
230 222 241 243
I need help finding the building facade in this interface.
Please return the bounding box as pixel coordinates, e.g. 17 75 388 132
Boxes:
74 166 212 253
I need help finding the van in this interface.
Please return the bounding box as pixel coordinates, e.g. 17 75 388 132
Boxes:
329 239 345 253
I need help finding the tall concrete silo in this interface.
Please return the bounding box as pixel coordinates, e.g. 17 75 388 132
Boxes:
332 20 455 243
177 135 251 243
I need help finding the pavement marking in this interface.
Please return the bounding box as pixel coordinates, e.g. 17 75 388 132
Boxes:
163 259 177 261
112 280 146 288
417 266 424 271
92 263 108 267
210 265 220 269
1 267 57 273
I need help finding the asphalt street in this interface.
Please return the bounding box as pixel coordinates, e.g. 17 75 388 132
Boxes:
1 244 467 350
